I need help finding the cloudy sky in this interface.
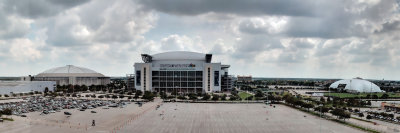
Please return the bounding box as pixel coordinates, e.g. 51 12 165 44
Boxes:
1 0 400 80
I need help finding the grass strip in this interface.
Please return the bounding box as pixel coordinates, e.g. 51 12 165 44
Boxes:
1 117 14 121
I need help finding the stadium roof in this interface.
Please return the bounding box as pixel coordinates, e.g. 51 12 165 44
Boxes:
329 78 383 93
151 51 206 61
36 65 105 77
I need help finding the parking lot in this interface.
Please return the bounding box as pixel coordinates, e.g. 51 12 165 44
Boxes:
0 96 160 133
120 103 364 133
0 97 371 133
358 107 400 125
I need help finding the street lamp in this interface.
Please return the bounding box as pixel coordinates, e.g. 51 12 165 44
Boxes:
319 104 323 133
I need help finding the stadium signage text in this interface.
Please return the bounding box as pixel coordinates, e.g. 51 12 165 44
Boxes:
160 63 196 68
159 63 196 70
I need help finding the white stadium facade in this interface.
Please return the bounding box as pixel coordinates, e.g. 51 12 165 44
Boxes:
134 51 233 93
23 65 110 86
329 78 383 93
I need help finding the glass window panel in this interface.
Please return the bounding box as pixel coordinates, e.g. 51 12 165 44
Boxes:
174 71 180 77
196 82 202 87
160 71 166 76
152 71 159 76
188 71 195 77
181 71 188 77
196 71 203 77
181 82 187 87
167 71 173 76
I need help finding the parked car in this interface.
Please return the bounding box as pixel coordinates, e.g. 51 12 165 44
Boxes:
64 112 71 115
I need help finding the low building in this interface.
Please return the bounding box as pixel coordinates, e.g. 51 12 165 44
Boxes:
237 75 252 82
126 74 135 91
221 65 234 91
0 81 55 95
381 102 400 112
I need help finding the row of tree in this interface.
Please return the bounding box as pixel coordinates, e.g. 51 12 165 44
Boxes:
283 94 351 121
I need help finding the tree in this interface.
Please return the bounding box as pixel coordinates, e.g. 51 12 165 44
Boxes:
302 103 314 111
134 90 143 99
358 113 364 117
82 85 88 92
221 94 227 101
372 94 378 99
89 85 95 92
245 96 254 100
331 108 351 121
188 93 198 100
229 95 238 101
171 90 178 96
119 95 125 99
135 90 143 96
320 97 325 102
177 95 186 100
314 106 329 114
212 94 220 101
202 93 211 100
254 90 264 98
294 100 305 107
142 91 155 101
44 87 49 94
112 95 118 99
1 108 12 115
388 113 394 118
366 115 372 119
160 91 168 100
381 93 389 99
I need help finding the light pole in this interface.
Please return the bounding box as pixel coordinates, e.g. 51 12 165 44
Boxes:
266 92 269 105
319 104 323 133
370 82 372 107
174 86 177 100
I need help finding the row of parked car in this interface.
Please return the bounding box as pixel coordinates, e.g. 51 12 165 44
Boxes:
0 96 137 117
366 110 400 124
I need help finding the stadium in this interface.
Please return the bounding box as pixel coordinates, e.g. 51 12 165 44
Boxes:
329 78 383 93
25 65 110 86
134 51 233 93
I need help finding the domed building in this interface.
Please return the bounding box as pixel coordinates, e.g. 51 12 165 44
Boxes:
329 78 383 93
28 65 110 86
